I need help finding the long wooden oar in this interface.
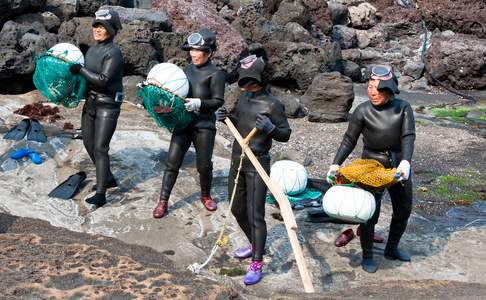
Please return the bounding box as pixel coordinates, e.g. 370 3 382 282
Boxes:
224 118 315 293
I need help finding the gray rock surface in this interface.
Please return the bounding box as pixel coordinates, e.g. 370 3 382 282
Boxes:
348 2 378 29
332 25 358 49
301 71 354 122
101 5 171 31
425 33 486 90
271 0 309 27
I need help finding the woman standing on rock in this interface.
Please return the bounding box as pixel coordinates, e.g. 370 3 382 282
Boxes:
69 8 124 207
326 65 416 273
216 56 291 285
152 28 226 218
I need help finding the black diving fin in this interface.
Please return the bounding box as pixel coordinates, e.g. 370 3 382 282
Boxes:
48 171 87 200
4 119 31 140
26 119 47 143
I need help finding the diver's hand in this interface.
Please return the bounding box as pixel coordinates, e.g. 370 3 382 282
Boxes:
184 98 201 112
326 164 340 184
215 107 229 121
397 160 411 181
69 64 82 75
255 114 275 134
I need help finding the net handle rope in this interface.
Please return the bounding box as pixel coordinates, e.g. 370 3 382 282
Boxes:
188 128 258 274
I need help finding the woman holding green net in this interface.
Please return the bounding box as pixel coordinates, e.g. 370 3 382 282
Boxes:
68 8 124 207
152 28 226 218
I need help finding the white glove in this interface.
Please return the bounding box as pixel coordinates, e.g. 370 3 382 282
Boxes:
397 160 411 181
184 98 201 112
326 164 340 184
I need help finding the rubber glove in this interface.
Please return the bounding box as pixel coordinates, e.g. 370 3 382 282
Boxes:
69 63 82 75
326 164 340 184
255 114 275 134
184 98 201 112
397 160 411 181
215 107 229 121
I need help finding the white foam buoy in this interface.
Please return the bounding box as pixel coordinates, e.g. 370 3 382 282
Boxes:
46 43 85 65
146 63 189 98
270 160 308 195
322 185 376 223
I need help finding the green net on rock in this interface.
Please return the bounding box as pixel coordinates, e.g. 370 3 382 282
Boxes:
138 84 194 133
33 54 86 108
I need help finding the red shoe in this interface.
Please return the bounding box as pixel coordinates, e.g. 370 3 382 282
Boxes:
357 226 385 243
335 228 355 247
201 196 217 211
153 201 168 218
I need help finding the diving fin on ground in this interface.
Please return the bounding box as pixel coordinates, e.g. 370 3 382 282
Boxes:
26 119 47 143
48 171 87 200
4 119 31 140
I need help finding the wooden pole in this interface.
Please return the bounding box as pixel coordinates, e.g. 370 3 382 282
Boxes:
224 118 315 293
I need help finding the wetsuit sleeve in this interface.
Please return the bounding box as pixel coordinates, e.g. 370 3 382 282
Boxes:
79 48 123 89
269 101 291 142
199 70 225 112
333 107 364 165
401 104 416 162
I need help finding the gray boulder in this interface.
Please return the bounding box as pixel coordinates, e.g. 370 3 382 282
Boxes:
271 86 305 118
266 41 341 91
335 59 362 82
425 33 486 90
45 0 79 21
100 5 171 31
114 21 158 76
0 20 58 82
301 72 354 123
15 12 62 33
0 0 46 24
302 0 333 35
348 2 378 29
332 25 358 49
271 0 309 27
328 1 350 25
78 0 135 16
57 17 93 51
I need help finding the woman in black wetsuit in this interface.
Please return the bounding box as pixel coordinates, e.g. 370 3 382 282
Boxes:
327 65 416 273
152 28 226 218
216 56 291 285
70 9 124 207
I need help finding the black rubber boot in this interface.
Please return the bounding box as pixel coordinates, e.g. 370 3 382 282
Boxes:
361 257 378 273
86 193 107 207
384 248 411 262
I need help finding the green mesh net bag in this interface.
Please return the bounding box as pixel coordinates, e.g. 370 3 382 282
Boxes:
33 54 86 108
138 84 195 133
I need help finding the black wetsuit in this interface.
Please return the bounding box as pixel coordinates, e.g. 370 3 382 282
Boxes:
160 60 226 200
333 97 415 258
79 38 123 193
228 88 291 261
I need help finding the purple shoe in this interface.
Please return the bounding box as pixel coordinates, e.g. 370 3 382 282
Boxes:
234 245 252 259
244 260 263 285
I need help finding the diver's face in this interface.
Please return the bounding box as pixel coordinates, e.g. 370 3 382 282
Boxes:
92 24 110 42
189 49 211 66
368 79 390 106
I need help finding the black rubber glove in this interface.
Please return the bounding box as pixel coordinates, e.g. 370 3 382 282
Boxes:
215 107 229 122
255 114 275 134
69 64 82 75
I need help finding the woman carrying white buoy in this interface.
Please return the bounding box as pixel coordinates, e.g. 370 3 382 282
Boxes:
215 56 291 285
152 28 226 218
69 8 124 207
326 65 416 273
